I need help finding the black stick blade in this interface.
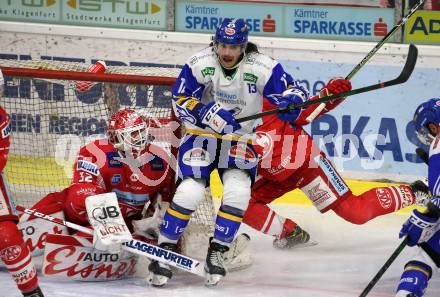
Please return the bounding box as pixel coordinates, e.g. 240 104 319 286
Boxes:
391 43 418 85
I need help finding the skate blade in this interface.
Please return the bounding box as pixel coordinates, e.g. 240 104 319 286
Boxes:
274 238 319 250
298 239 318 248
205 274 223 287
146 273 169 287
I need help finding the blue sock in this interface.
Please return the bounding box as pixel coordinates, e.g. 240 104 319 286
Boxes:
159 202 193 242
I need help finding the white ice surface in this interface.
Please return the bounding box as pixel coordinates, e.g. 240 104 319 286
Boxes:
1 205 439 297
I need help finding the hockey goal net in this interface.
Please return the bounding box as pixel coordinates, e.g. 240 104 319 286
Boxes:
0 59 216 245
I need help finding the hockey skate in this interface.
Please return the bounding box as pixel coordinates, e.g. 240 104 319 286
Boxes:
23 287 44 297
146 242 177 287
409 179 431 206
205 238 229 286
273 225 317 250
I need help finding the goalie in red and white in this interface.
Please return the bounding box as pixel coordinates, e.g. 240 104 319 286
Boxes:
0 70 45 297
243 77 431 249
28 108 250 281
20 108 176 281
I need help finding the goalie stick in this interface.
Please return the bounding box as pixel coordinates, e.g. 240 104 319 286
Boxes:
15 204 206 277
308 0 425 122
237 44 418 124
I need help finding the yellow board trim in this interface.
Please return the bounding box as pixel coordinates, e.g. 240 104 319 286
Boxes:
4 153 422 216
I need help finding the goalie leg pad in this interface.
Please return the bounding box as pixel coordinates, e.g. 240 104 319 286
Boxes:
223 233 253 272
85 193 132 252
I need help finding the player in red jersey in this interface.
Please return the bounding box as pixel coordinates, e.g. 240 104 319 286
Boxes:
64 108 174 227
0 70 45 297
243 78 430 249
31 108 175 249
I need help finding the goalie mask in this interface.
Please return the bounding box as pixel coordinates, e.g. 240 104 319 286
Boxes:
107 109 149 157
214 18 249 69
413 98 440 146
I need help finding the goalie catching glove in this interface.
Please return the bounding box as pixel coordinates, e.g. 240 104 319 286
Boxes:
85 192 133 253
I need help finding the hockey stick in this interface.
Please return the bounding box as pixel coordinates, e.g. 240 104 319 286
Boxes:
15 204 206 277
308 0 425 121
346 0 424 80
358 238 408 297
237 44 418 123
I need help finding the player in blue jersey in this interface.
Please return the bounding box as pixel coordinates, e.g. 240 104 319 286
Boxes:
147 18 319 287
396 98 440 297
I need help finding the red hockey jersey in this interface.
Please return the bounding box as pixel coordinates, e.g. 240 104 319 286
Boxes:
71 139 175 219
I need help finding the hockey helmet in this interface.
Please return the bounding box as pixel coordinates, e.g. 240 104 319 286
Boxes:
214 18 248 48
413 98 440 145
107 109 148 155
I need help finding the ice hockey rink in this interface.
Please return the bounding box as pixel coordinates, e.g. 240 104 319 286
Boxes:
1 186 439 297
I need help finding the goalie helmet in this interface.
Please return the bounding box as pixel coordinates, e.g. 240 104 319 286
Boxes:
413 98 440 145
107 109 148 156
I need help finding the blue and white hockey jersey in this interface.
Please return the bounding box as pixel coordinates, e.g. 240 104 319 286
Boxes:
172 46 307 137
423 137 440 256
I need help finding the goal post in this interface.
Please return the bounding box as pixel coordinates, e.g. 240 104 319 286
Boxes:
0 59 251 269
0 59 181 209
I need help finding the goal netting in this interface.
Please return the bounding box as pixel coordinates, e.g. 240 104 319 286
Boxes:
0 59 216 246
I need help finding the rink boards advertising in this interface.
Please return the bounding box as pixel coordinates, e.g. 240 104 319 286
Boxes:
0 0 168 30
176 0 395 41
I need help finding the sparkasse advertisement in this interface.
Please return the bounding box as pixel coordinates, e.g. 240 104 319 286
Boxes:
285 5 394 41
176 1 394 42
175 0 284 36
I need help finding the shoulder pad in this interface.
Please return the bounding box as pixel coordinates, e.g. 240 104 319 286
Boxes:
244 53 278 75
187 47 216 67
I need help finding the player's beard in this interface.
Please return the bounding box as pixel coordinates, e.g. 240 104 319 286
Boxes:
218 53 244 70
